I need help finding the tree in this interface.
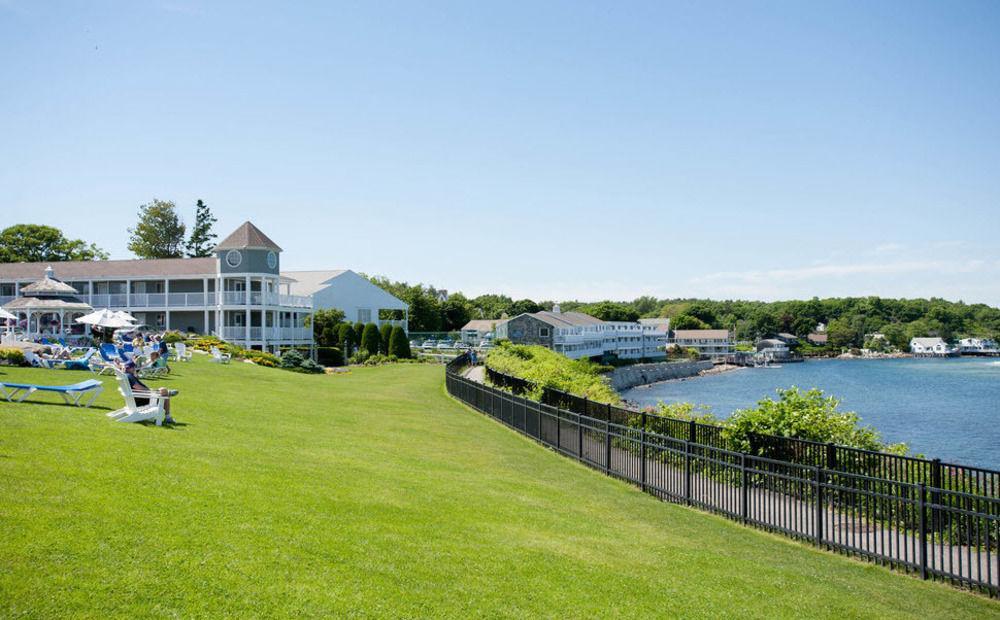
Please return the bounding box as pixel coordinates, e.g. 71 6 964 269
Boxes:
579 301 639 322
127 199 186 258
441 293 472 331
0 224 108 263
826 317 859 349
361 323 381 356
672 314 711 330
308 308 345 347
338 324 355 356
185 199 218 257
379 323 393 355
353 321 365 348
388 326 411 358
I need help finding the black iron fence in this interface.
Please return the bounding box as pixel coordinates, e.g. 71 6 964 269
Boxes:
483 366 1000 499
451 356 999 596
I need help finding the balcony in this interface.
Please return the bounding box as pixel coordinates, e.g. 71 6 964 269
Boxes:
217 326 312 342
77 292 311 309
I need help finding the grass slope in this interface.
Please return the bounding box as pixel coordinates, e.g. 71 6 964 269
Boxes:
0 358 996 618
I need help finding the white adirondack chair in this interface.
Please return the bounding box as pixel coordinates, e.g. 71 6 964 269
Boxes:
107 371 167 425
210 347 231 364
173 342 193 361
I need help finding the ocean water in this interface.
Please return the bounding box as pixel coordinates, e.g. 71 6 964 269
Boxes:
621 358 1000 469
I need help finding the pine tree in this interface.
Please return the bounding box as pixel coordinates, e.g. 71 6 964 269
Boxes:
361 323 381 356
353 321 365 348
186 199 218 257
338 324 355 356
388 326 411 358
127 199 186 258
379 323 393 355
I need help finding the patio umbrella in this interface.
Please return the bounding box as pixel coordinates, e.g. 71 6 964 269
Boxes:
112 310 138 324
76 309 135 329
0 308 15 321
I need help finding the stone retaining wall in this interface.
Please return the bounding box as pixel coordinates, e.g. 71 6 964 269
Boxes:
607 360 713 391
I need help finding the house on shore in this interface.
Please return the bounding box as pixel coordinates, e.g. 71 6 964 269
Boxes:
671 329 733 359
283 270 408 331
910 337 955 356
807 332 828 346
756 338 791 360
460 319 506 344
958 337 999 355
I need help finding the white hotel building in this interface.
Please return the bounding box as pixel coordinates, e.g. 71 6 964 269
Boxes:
0 222 409 353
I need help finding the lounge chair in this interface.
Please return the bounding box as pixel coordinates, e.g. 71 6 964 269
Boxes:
138 355 169 378
106 371 167 425
0 378 104 407
210 347 231 364
61 349 96 372
173 342 193 361
22 349 55 369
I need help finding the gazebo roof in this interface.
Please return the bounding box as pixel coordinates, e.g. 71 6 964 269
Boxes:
19 266 80 296
4 296 93 312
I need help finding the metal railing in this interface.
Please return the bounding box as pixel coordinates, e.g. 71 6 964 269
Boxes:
447 355 999 596
217 326 312 341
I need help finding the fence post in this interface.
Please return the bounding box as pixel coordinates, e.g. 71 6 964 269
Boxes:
684 440 691 505
688 420 696 443
918 482 928 580
826 442 836 470
814 466 824 547
640 412 647 492
930 458 942 533
605 403 612 474
577 410 584 461
741 453 748 525
556 409 561 452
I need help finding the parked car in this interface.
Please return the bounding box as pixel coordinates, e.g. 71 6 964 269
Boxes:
422 340 437 349
453 342 471 350
477 340 493 349
409 340 422 349
436 341 454 350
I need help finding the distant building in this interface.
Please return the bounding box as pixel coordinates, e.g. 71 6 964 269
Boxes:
756 338 791 359
910 337 954 356
958 337 999 355
671 329 733 359
495 309 666 360
460 319 505 344
776 333 799 345
807 332 828 346
284 270 408 331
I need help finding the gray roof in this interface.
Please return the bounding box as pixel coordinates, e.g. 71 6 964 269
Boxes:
525 311 603 328
4 296 92 312
0 257 216 280
20 275 78 295
215 221 282 252
461 319 506 331
673 329 731 340
280 270 349 296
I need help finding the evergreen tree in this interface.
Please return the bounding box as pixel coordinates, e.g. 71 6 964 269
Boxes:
361 323 381 355
127 199 186 258
379 323 393 355
353 321 365 348
185 199 218 257
388 326 411 358
338 324 355 356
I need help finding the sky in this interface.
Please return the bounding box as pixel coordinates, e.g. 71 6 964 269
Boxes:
1 1 999 304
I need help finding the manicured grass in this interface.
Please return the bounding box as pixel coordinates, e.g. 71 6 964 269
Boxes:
0 358 997 618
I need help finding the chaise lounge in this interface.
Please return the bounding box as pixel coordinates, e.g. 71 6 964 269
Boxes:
0 378 104 407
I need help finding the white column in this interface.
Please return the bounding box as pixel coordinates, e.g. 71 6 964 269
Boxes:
244 275 251 344
125 279 132 310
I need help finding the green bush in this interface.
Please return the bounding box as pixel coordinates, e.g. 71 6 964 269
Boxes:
725 387 908 454
280 349 305 369
485 342 619 404
0 347 27 366
348 350 370 365
244 349 280 368
338 324 355 356
361 323 381 356
316 346 343 367
298 358 323 373
388 326 411 358
353 322 364 348
161 331 184 344
379 324 393 355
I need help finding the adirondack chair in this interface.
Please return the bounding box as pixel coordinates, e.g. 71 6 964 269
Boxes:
106 371 167 425
0 378 103 406
210 347 231 364
173 342 193 361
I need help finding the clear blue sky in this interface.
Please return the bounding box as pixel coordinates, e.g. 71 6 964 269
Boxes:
2 1 999 303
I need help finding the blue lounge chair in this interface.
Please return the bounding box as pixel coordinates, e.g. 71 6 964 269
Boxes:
62 349 96 372
0 378 104 407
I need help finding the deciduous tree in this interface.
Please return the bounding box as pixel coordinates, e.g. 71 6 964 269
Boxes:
0 224 108 263
127 199 186 258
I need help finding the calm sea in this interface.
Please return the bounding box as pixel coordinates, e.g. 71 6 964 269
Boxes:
621 358 1000 469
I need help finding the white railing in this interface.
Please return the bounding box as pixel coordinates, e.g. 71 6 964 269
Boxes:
217 326 312 342
79 291 312 309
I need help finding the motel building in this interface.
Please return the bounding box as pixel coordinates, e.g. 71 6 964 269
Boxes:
0 222 313 353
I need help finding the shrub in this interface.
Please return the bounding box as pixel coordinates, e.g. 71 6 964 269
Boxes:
388 326 411 358
316 346 344 367
338 324 355 356
280 349 305 369
348 350 370 365
298 358 323 373
725 387 907 453
244 349 280 368
485 342 619 404
361 323 381 356
353 322 364 348
0 347 27 366
379 324 393 355
161 331 184 344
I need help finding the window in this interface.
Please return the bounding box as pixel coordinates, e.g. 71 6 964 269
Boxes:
539 327 550 337
357 309 372 323
226 249 243 268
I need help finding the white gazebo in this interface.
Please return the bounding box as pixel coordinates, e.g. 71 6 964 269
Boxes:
2 266 94 341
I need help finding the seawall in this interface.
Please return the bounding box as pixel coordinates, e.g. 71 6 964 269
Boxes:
606 360 713 391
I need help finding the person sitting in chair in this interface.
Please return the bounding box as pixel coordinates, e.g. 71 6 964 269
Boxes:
122 360 177 424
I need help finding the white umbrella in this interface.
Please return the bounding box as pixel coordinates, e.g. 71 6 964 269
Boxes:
0 308 15 321
76 309 134 329
112 310 138 324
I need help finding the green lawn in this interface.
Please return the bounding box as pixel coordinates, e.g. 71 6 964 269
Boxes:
0 358 997 618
